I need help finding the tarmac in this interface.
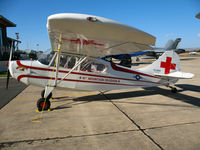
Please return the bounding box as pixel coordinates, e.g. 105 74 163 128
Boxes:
0 55 200 150
0 78 27 109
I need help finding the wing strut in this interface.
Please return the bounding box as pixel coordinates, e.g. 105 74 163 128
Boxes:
44 34 88 98
54 34 62 87
44 34 62 99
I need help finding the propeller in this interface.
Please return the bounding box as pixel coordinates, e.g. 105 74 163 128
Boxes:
6 67 10 89
6 42 13 89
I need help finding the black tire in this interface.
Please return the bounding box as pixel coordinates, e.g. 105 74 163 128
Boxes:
41 89 52 99
171 87 177 93
37 98 51 111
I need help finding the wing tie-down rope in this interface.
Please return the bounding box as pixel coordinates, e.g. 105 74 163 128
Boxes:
31 34 62 122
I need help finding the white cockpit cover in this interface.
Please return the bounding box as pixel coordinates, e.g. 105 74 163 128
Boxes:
47 13 156 57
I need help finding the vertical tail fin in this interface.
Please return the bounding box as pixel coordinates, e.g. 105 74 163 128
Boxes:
140 50 194 79
164 40 174 49
140 51 180 75
165 38 181 50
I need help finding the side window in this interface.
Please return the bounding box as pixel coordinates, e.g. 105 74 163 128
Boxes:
60 55 67 67
63 56 77 69
80 59 106 73
91 62 106 73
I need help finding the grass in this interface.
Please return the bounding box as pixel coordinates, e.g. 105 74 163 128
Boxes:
0 72 8 77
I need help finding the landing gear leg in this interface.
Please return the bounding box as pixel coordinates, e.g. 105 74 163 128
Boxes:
41 89 52 99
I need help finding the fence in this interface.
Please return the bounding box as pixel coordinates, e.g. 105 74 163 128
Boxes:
0 61 8 72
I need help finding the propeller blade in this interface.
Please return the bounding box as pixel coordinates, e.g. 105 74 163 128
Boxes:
6 41 14 89
6 69 10 89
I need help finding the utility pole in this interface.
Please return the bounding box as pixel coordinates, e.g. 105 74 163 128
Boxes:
15 32 19 50
36 44 39 51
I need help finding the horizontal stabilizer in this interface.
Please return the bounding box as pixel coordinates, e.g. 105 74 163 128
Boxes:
154 71 194 79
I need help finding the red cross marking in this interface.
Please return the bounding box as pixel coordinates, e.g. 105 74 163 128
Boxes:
160 57 176 74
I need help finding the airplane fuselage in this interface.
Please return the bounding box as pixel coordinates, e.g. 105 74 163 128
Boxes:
9 59 170 92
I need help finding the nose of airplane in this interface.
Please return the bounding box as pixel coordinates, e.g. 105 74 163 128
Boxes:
8 60 32 82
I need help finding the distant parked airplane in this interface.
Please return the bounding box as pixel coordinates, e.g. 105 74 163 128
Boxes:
189 51 197 55
145 38 185 59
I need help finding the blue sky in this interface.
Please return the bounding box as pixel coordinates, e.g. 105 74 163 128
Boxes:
1 0 200 51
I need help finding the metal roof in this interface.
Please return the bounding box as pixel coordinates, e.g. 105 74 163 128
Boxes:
7 37 21 43
0 15 16 27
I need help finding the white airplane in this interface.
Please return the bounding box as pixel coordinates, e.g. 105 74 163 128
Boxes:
7 13 194 111
189 51 197 55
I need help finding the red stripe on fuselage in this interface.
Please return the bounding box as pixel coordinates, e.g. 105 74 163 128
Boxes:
16 61 160 84
17 74 148 86
111 63 159 79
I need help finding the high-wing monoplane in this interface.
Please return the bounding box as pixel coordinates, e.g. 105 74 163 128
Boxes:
7 13 194 111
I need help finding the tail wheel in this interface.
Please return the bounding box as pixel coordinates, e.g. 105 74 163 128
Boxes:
41 90 52 99
171 87 177 93
37 98 51 111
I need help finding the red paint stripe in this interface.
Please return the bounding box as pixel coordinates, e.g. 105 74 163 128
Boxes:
17 75 148 86
111 63 159 79
17 61 52 71
16 61 159 84
61 37 104 46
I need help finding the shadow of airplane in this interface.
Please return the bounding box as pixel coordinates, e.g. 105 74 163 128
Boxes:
176 84 200 93
143 86 200 107
51 104 71 111
74 84 200 107
50 84 200 111
51 96 92 111
52 96 72 102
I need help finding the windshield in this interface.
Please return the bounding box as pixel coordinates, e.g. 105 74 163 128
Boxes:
38 51 107 73
38 51 55 65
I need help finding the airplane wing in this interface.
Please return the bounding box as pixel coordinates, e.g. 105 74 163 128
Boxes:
47 13 156 58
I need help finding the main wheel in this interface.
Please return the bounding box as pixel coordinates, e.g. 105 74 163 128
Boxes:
37 98 51 111
41 90 52 99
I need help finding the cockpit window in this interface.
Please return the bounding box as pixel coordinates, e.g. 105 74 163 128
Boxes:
38 51 55 65
38 51 107 73
61 56 77 68
80 59 106 73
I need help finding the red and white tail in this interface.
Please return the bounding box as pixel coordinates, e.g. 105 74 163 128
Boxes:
140 51 194 79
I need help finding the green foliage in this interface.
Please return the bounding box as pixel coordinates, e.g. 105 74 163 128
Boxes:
0 72 7 77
